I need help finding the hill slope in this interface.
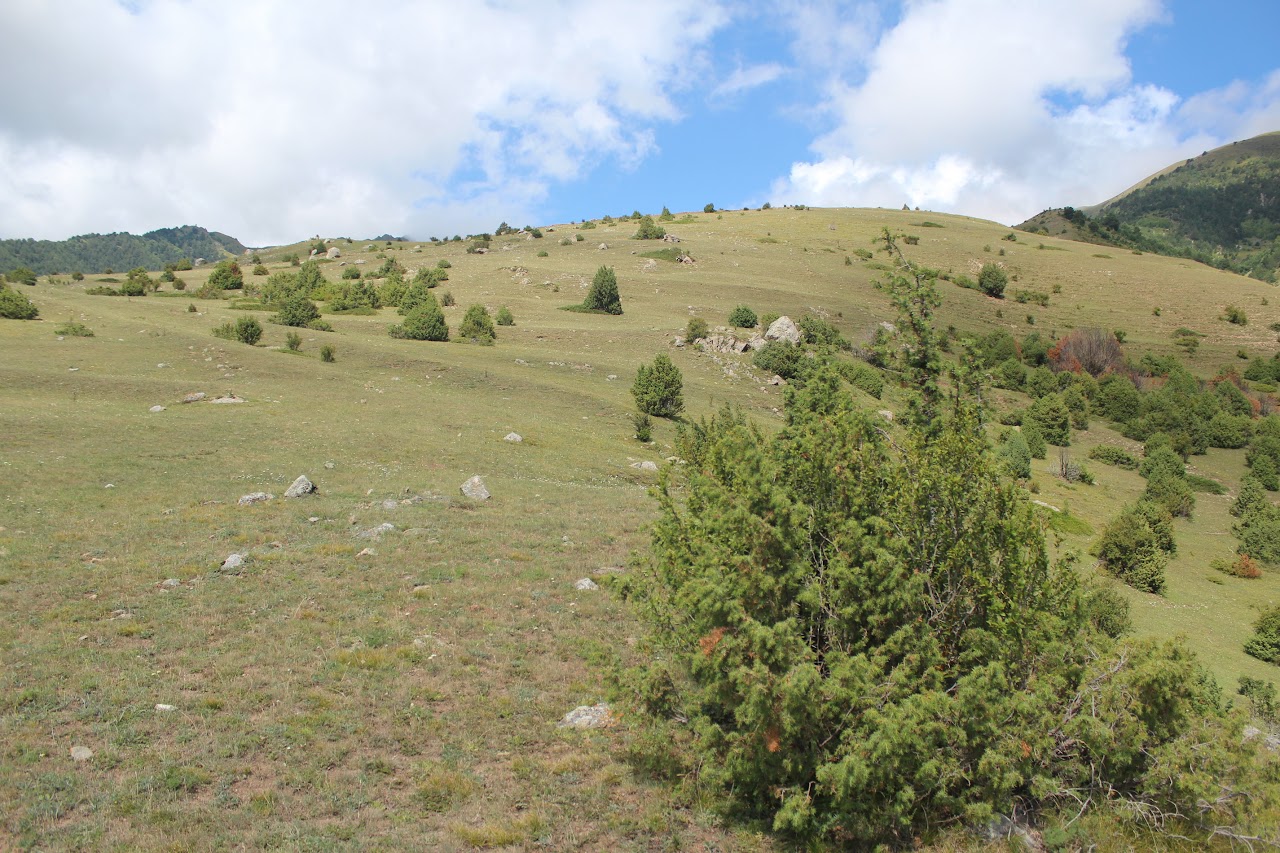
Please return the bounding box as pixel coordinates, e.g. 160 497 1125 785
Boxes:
0 224 246 275
1018 131 1280 281
3 208 1280 848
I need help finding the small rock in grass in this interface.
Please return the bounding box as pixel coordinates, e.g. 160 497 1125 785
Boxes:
155 704 175 712
324 461 335 470
504 432 522 443
557 703 614 729
382 499 399 510
461 475 490 501
574 578 598 591
357 548 375 557
70 746 93 762
630 461 659 473
284 474 316 498
238 492 274 506
221 554 245 570
160 578 180 589
356 522 396 539
181 392 206 403
149 405 166 413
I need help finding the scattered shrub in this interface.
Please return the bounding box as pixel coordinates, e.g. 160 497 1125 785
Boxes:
1212 554 1262 579
837 360 884 398
273 293 321 328
685 316 709 342
341 266 362 280
389 297 449 341
1224 305 1248 325
998 430 1032 478
633 215 666 240
631 354 684 418
1088 445 1138 469
495 306 514 326
1093 505 1170 593
206 260 244 291
1245 605 1280 664
440 291 455 307
580 266 622 314
285 330 302 351
753 340 803 379
320 344 335 362
727 304 757 328
0 283 39 319
977 263 1007 297
6 267 37 286
633 413 652 442
213 316 262 345
54 321 94 337
458 304 496 344
253 264 269 276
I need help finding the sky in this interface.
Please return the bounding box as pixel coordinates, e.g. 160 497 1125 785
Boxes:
1 0 1278 247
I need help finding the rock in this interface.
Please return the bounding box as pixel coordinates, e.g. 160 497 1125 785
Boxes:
308 516 320 523
877 409 894 422
149 405 166 413
356 523 396 539
326 246 341 259
181 392 206 403
558 702 614 729
598 243 608 250
382 499 399 510
574 578 599 590
357 548 375 557
209 395 245 404
70 746 93 762
155 703 176 712
747 335 767 351
769 375 785 386
764 316 801 345
284 475 316 498
161 578 180 589
324 460 335 469
503 432 522 443
238 492 274 506
461 475 490 501
157 363 170 369
514 359 528 366
221 553 245 570
630 461 659 473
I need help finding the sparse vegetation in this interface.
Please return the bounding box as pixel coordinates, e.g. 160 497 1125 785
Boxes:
631 353 683 418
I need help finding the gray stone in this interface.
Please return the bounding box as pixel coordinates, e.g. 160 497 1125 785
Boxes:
769 375 785 386
155 703 176 712
630 461 659 473
503 432 522 443
877 409 894 422
382 499 399 510
598 243 608 250
149 405 166 413
324 460 336 469
181 391 206 403
357 522 396 539
461 475 490 501
326 246 341 259
221 553 245 570
70 746 93 762
558 703 613 729
574 578 599 590
209 395 245 404
237 492 274 506
764 316 801 345
284 475 316 498
161 578 180 589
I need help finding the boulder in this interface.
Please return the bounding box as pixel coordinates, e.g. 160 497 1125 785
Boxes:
356 522 396 539
70 746 93 762
461 475 490 500
598 243 608 250
765 316 801 345
503 432 522 443
630 461 659 473
149 405 166 413
181 392 206 404
557 702 614 729
284 475 316 498
574 577 599 590
326 246 341 259
237 492 274 506
221 553 245 570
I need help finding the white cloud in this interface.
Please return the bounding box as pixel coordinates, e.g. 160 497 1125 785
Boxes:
712 63 787 99
0 0 727 244
769 0 1279 224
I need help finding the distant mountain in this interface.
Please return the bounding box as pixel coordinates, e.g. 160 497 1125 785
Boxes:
1018 132 1280 282
0 225 247 275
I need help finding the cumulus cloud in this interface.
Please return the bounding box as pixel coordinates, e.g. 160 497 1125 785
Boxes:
770 0 1275 224
0 0 726 244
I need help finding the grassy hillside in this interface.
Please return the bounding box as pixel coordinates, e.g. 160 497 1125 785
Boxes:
0 225 246 276
3 207 1279 849
1019 131 1280 282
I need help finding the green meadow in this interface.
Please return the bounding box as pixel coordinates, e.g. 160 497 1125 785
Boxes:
3 206 1279 849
